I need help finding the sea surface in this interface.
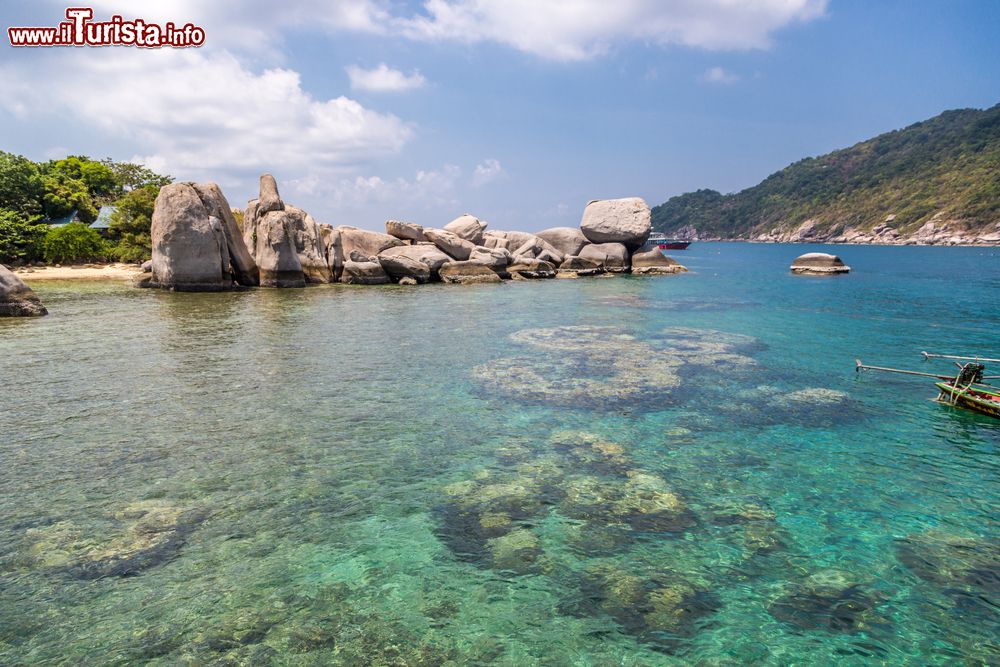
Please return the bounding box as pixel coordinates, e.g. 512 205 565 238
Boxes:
1 242 998 666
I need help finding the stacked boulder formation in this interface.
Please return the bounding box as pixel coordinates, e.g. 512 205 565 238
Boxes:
140 174 687 291
790 253 851 275
0 264 47 316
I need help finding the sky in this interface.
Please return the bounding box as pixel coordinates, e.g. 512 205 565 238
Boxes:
1 0 998 232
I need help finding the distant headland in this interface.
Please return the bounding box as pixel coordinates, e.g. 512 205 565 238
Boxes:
652 103 1000 246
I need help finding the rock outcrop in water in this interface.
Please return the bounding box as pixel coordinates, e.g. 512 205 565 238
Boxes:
140 176 685 290
580 197 652 250
790 253 850 275
0 264 47 316
143 182 259 291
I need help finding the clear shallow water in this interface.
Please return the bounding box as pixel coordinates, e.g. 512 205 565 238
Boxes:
1 242 998 665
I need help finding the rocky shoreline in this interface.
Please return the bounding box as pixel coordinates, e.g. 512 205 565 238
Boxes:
674 219 1000 246
134 174 686 293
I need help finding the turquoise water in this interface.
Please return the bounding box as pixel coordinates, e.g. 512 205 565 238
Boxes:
1 242 998 665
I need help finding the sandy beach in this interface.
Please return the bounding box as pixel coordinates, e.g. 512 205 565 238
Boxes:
13 264 142 281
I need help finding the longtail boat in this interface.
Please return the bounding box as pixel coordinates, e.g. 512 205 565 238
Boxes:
855 352 1000 419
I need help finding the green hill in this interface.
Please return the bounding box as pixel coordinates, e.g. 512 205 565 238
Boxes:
651 103 1000 244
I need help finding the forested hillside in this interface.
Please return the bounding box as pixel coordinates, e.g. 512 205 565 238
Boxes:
652 103 1000 244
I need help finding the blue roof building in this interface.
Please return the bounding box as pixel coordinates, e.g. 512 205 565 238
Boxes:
90 205 117 231
46 210 80 227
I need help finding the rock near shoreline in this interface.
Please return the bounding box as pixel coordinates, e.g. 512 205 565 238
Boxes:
139 175 684 291
0 264 47 316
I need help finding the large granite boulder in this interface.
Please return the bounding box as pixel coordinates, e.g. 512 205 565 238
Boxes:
242 176 308 287
790 253 850 274
378 244 451 280
537 227 590 257
482 230 509 250
443 214 487 245
385 220 427 243
191 182 259 286
337 226 404 259
579 242 629 272
253 209 305 288
148 183 241 291
469 246 511 272
438 260 502 284
378 251 432 283
424 228 476 260
0 265 47 316
282 205 332 283
340 259 390 285
557 256 603 277
580 198 651 250
512 236 564 266
507 259 556 279
631 248 688 275
258 173 283 214
320 225 343 282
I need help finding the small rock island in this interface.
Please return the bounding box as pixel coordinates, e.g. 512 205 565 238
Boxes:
135 175 687 291
790 252 851 275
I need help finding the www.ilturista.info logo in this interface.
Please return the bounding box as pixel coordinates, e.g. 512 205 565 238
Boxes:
7 7 205 48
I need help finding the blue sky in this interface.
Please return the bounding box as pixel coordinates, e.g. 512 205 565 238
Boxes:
1 0 998 232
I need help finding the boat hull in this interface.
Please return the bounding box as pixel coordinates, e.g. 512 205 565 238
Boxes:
658 242 690 250
934 382 1000 418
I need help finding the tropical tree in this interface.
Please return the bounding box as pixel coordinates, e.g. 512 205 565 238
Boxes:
41 222 107 264
0 151 44 216
108 184 159 261
0 209 47 263
103 159 173 191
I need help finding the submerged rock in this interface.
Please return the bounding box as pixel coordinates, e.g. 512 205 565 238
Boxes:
769 388 850 408
790 253 850 274
768 569 887 633
25 500 204 579
565 563 720 651
896 530 1000 591
474 326 684 409
0 265 47 316
580 197 652 250
486 528 542 573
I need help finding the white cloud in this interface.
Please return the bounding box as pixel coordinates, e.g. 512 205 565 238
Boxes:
395 0 829 61
284 164 463 224
75 0 826 61
81 0 390 53
702 66 740 84
472 158 505 187
0 48 413 184
346 63 427 92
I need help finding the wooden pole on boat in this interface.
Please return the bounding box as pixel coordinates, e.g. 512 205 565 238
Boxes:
855 359 953 380
921 351 1000 364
